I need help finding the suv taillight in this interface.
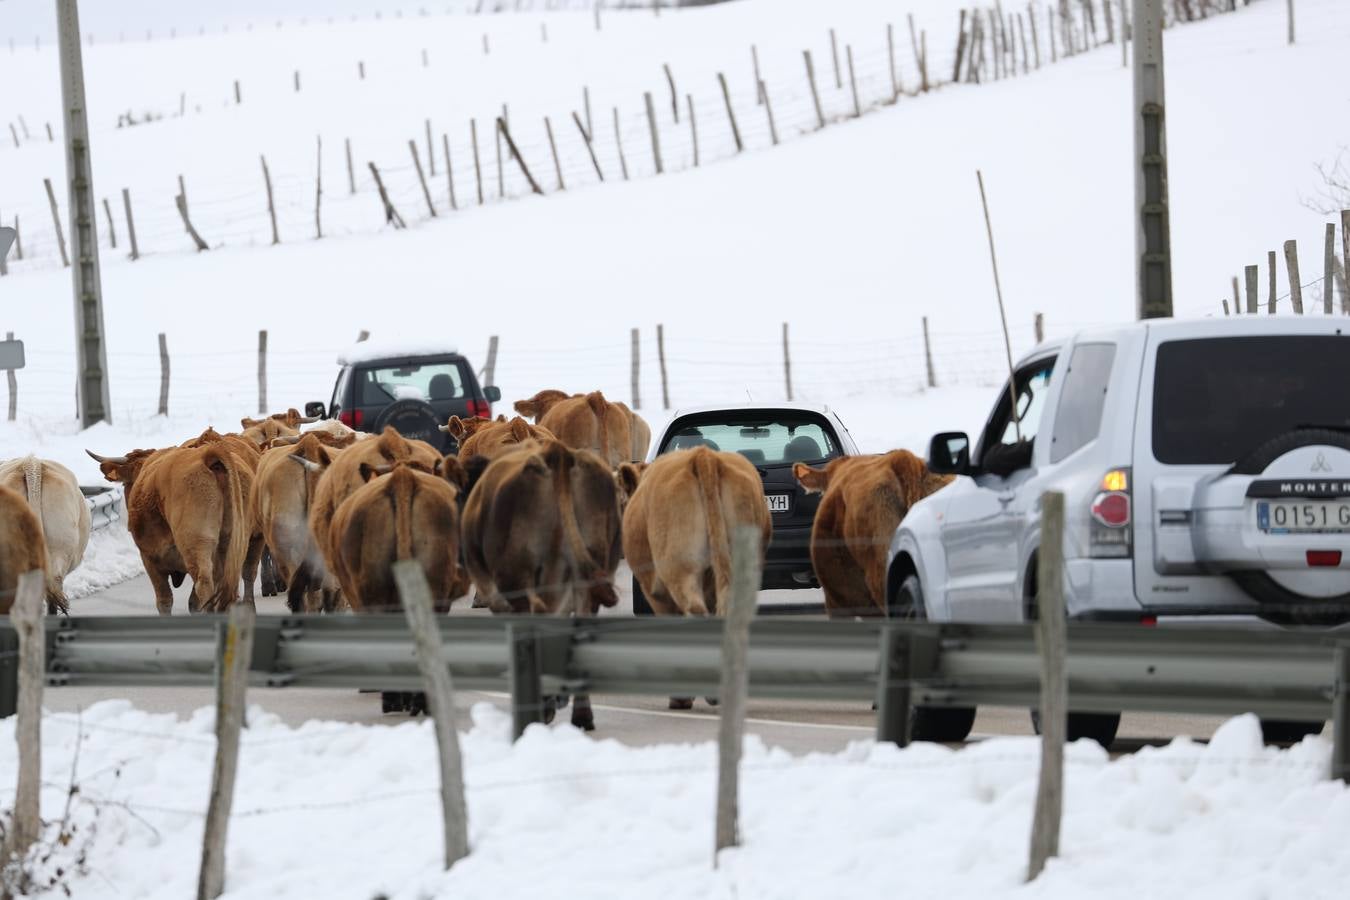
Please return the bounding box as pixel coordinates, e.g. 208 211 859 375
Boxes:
467 399 491 419
338 409 364 428
1089 467 1133 559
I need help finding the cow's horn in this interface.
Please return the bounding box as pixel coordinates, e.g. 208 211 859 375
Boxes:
437 424 451 433
276 434 302 445
286 455 324 473
297 415 320 424
86 450 128 465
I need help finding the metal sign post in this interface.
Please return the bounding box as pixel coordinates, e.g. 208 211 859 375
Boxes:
0 227 14 262
56 0 112 426
1133 0 1173 320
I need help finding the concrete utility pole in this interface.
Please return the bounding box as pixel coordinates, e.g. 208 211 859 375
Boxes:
1132 0 1173 320
56 0 112 426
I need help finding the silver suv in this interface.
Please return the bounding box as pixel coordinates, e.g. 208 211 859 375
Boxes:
886 317 1350 744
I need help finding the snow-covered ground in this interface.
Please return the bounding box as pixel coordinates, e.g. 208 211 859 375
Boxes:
2 702 1346 899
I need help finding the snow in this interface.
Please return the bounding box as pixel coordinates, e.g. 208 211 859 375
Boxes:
2 702 1345 899
62 527 146 605
335 338 461 366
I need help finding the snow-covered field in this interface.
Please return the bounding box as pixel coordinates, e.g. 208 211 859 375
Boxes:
2 702 1346 899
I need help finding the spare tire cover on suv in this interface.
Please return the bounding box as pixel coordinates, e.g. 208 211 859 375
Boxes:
372 399 445 451
1204 428 1350 625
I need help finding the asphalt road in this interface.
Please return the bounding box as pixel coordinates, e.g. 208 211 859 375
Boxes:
53 566 1267 755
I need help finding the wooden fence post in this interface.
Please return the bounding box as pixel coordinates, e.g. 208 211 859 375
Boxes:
122 188 139 260
345 137 356 194
315 136 323 239
687 95 699 167
954 10 970 81
1030 3 1042 67
498 119 544 195
908 14 929 91
664 64 679 122
175 192 209 252
760 81 779 145
43 177 70 267
1245 264 1258 315
1285 240 1304 314
494 120 504 198
233 79 241 104
158 332 170 415
471 119 484 205
573 112 605 181
804 51 825 129
643 93 664 174
5 331 16 421
717 73 743 153
196 601 255 900
8 122 18 148
425 119 436 177
256 330 268 414
410 139 438 216
846 46 861 118
1286 0 1295 45
612 108 630 181
293 70 300 92
6 571 45 862
887 23 900 100
102 197 117 249
657 323 670 409
261 155 280 244
829 28 842 88
1027 491 1066 883
442 135 459 210
1325 223 1336 314
543 118 564 190
483 335 499 387
14 216 22 261
1018 14 1030 73
782 322 793 401
713 526 761 865
1268 250 1278 313
922 317 937 388
1034 311 1045 343
393 561 471 869
368 163 407 228
751 45 764 104
630 328 641 410
1222 299 1231 316
358 61 365 79
1231 275 1240 316
584 86 594 140
508 622 544 740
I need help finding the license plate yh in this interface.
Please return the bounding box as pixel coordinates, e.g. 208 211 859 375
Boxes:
1257 500 1350 534
766 494 791 514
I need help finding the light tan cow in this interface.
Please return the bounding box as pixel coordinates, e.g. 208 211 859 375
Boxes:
240 408 320 446
250 434 339 612
180 428 267 601
793 451 953 617
0 457 90 613
622 447 770 619
0 484 48 616
514 390 634 468
615 402 652 462
327 460 467 612
446 415 555 464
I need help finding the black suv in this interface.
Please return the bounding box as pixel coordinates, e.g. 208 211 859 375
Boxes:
305 350 500 453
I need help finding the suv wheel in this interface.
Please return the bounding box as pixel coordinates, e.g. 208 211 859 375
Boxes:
372 399 444 448
1259 718 1325 745
892 572 977 743
1030 709 1122 749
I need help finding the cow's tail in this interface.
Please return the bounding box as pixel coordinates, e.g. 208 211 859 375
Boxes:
692 449 732 616
392 466 417 561
586 391 611 466
20 455 42 526
548 443 616 613
203 446 249 608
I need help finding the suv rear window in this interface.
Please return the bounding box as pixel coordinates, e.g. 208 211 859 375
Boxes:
660 414 841 467
355 360 470 405
1152 336 1350 464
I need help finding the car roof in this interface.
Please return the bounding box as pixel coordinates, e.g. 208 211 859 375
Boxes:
663 401 839 418
1021 315 1347 364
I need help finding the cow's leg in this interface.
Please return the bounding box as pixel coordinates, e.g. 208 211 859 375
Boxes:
142 554 176 615
666 570 711 618
285 563 310 614
571 692 595 732
181 540 219 615
241 533 264 603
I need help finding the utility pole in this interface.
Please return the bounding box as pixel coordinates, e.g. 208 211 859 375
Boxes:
56 0 112 426
1133 0 1172 320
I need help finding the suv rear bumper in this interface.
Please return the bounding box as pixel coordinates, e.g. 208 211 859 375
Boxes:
763 523 816 590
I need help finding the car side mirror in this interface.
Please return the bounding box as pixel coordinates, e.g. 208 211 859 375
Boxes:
483 385 502 403
304 401 327 419
928 431 972 475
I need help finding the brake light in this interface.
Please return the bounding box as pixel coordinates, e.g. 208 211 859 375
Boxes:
1089 467 1133 559
467 398 491 419
1307 551 1342 567
1140 615 1158 627
338 409 364 428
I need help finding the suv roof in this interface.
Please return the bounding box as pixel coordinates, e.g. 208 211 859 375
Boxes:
1025 316 1347 365
336 339 461 367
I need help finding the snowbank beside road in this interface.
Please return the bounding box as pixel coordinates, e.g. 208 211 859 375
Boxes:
5 701 1346 899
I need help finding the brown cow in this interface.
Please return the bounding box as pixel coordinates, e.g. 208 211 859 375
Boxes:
0 484 48 615
240 408 319 446
461 439 623 730
793 451 953 617
447 415 555 464
181 428 268 601
89 442 253 614
623 447 770 618
307 427 442 610
251 434 339 612
514 390 634 468
0 457 90 613
615 402 652 462
326 460 467 612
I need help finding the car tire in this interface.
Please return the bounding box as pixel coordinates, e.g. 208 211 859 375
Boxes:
372 398 444 449
1030 709 1122 749
892 573 977 744
1259 718 1325 745
632 575 654 616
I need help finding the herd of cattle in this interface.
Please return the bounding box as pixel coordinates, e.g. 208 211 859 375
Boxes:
0 388 952 721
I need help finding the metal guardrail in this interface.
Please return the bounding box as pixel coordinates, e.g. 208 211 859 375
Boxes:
81 485 122 532
2 615 1348 764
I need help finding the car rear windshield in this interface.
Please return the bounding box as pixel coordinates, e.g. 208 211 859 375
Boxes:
355 360 470 406
1152 336 1350 465
660 414 841 467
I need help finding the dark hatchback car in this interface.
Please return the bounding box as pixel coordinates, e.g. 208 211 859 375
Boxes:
305 347 500 453
633 403 859 614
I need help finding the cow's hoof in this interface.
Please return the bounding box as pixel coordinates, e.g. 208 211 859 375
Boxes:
704 697 720 707
668 697 694 711
408 692 428 717
572 714 596 732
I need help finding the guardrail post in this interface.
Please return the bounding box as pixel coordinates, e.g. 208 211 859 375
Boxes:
0 621 17 718
5 571 44 862
875 626 912 746
714 525 761 865
1334 645 1350 783
1027 491 1067 882
508 622 544 740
